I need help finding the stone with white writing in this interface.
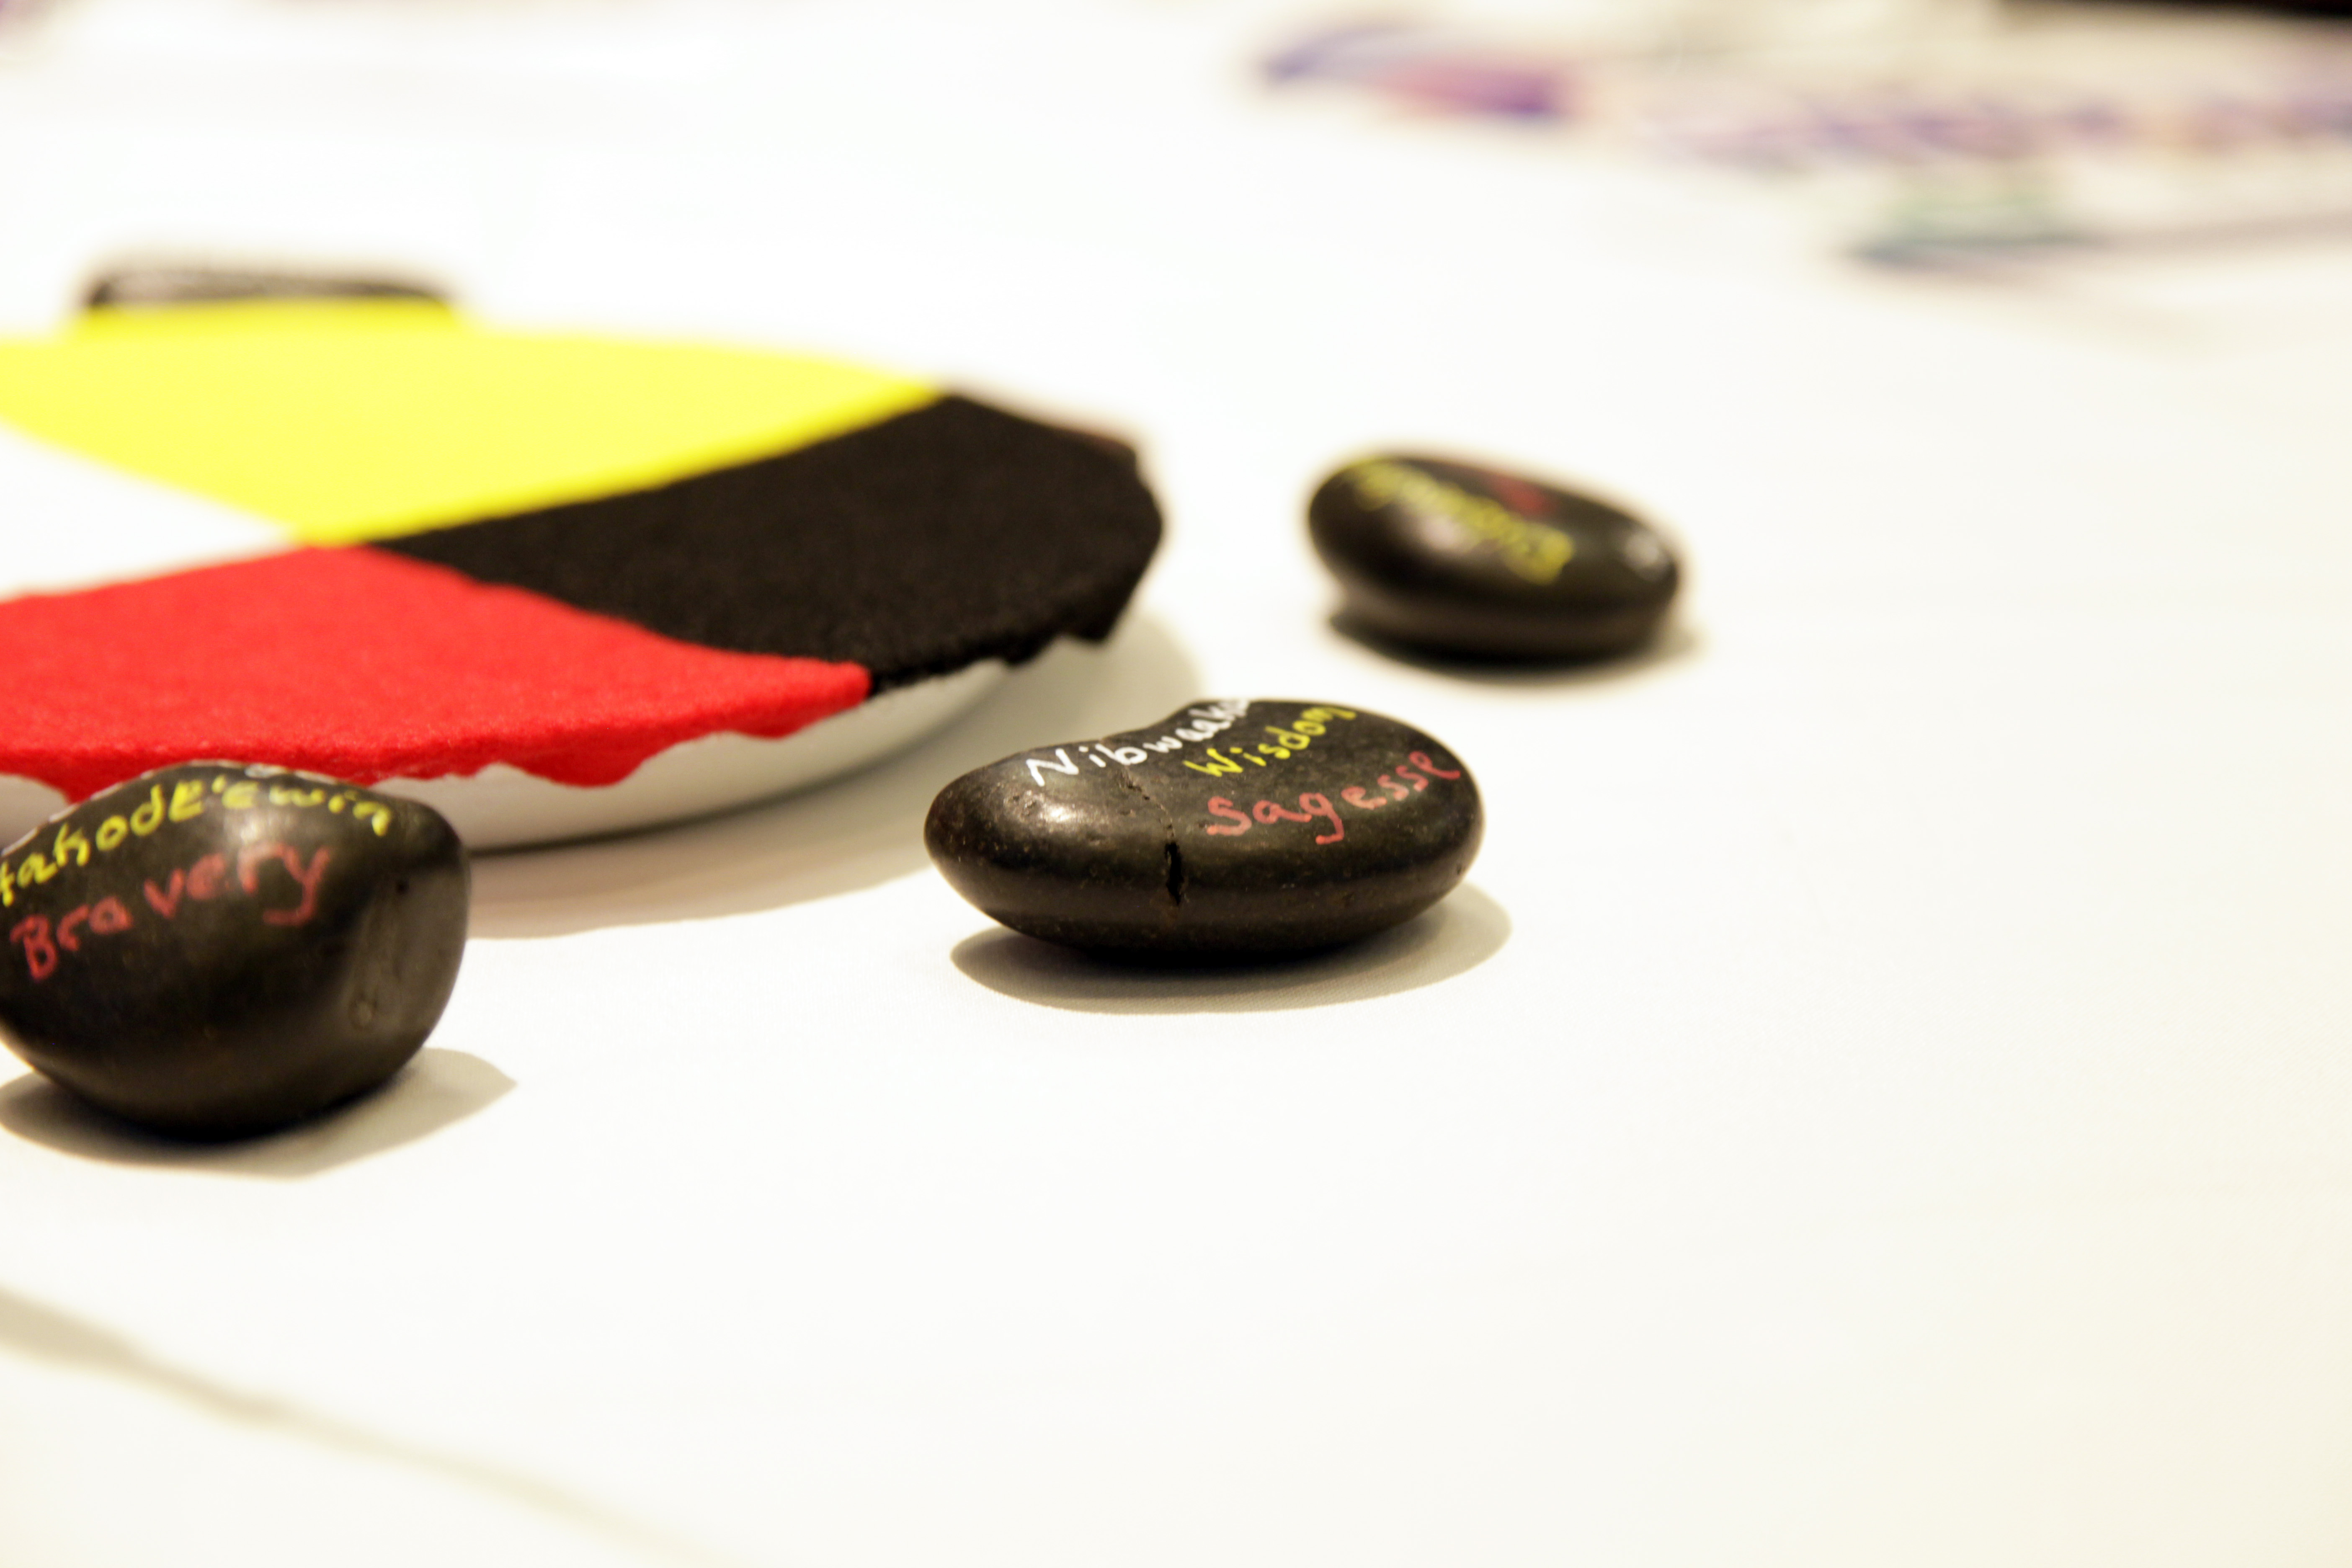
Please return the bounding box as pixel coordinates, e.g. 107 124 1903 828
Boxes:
1309 455 1679 660
0 762 469 1139
926 700 1480 955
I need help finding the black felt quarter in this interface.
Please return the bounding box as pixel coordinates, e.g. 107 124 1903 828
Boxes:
379 396 1163 691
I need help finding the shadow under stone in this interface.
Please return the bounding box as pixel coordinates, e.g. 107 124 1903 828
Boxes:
949 882 1511 1016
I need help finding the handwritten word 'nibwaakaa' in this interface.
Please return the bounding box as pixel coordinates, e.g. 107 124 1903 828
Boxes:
1024 700 1255 787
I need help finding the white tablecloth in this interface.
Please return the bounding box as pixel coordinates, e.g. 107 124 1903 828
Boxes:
2 3 2348 1563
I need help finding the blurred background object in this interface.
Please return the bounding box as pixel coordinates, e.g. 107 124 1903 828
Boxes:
1267 0 2352 277
1352 0 1999 50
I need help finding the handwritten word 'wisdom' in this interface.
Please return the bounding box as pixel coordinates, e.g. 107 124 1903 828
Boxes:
1181 707 1359 778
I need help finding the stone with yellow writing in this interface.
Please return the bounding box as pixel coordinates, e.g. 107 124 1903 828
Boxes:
0 762 468 1139
926 700 1480 955
1309 455 1679 660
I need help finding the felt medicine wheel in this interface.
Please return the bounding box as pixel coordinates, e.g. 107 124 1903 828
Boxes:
0 294 1163 847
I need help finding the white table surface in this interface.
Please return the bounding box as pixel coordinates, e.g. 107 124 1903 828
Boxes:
3 3 2349 1564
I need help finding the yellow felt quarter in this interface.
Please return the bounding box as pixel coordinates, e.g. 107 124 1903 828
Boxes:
0 299 936 545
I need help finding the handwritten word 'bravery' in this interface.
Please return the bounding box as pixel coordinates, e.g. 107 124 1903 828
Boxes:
7 840 334 981
0 773 389 908
1203 750 1464 845
1024 700 1254 787
1350 462 1572 585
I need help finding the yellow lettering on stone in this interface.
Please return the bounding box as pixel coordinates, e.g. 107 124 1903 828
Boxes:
1503 526 1573 584
1183 750 1246 778
50 825 90 868
1371 464 1576 585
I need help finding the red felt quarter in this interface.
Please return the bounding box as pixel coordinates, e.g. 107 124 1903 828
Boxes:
0 547 872 802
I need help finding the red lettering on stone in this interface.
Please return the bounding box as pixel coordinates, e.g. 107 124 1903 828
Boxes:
241 844 332 927
1297 793 1344 845
88 897 132 935
1341 786 1386 811
1394 762 1429 791
10 916 56 981
1408 750 1462 780
187 854 226 900
1253 799 1312 824
55 906 88 952
144 869 187 918
268 846 331 927
1204 797 1252 836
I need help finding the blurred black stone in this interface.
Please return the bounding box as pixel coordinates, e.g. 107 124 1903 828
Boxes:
83 265 446 312
1310 455 1680 663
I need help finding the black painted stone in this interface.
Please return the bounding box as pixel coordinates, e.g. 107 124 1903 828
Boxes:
0 763 469 1140
83 265 446 311
1309 455 1679 660
926 700 1481 956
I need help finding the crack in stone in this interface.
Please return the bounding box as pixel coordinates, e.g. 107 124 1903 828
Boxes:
1110 765 1184 909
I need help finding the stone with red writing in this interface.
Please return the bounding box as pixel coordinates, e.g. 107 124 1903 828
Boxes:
0 762 468 1139
1309 455 1679 660
925 699 1481 956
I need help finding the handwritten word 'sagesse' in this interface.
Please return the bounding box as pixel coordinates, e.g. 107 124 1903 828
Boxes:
0 774 389 908
7 841 333 982
1204 751 1464 846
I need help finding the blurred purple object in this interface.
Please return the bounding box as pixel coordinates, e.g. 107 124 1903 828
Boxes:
1265 24 1577 123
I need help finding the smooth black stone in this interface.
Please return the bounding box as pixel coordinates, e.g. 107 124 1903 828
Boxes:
0 763 469 1140
82 266 446 311
926 700 1481 956
1309 455 1679 661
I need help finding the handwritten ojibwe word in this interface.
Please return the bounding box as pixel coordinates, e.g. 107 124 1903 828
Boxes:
8 841 335 982
1203 750 1464 846
1024 701 1253 787
1349 461 1573 585
1 772 389 908
1181 707 1359 779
